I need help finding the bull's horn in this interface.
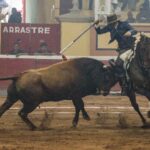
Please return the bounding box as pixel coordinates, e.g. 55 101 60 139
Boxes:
103 65 108 68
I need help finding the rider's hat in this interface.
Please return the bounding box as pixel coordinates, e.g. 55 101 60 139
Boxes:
107 14 120 24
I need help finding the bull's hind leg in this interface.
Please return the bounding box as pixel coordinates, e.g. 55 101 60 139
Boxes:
0 83 18 117
72 98 90 128
0 98 18 117
18 102 39 130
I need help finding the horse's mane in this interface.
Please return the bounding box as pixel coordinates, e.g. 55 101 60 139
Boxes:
136 33 150 68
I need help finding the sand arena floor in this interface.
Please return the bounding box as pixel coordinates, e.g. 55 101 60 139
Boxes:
0 95 150 150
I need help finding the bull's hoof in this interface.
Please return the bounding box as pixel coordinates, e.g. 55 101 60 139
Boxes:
84 116 91 121
37 127 52 131
83 115 91 121
83 114 91 121
147 111 150 118
141 122 150 129
30 125 37 131
71 125 77 129
72 121 77 128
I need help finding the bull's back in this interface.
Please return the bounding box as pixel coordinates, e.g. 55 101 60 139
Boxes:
15 71 44 98
15 58 103 100
40 59 87 91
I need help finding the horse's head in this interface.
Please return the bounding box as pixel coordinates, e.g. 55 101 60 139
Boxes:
136 33 150 67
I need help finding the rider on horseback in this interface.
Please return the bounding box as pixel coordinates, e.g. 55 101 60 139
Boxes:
94 14 137 95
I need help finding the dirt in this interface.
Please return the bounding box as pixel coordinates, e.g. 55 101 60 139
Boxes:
0 95 150 150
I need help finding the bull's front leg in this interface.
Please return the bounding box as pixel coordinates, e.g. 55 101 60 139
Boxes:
72 98 90 127
80 99 90 121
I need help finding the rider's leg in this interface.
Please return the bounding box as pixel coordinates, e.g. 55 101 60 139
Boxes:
115 56 128 96
115 49 134 95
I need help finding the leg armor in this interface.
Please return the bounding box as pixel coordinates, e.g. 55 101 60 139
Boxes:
115 56 128 96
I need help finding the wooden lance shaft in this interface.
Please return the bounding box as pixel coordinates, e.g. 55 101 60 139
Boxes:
60 22 96 60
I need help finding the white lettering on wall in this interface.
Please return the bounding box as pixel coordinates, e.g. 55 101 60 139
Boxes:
38 27 44 34
9 27 14 33
15 27 20 33
3 26 51 34
45 27 50 34
26 27 30 33
20 27 26 33
3 27 8 32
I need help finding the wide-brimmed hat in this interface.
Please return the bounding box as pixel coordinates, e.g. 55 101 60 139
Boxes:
107 14 120 24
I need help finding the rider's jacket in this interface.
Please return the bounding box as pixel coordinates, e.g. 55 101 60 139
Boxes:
95 21 137 52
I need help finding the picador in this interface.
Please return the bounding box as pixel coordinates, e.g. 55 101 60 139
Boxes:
94 14 138 95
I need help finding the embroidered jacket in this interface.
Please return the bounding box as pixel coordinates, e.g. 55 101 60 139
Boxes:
95 21 137 51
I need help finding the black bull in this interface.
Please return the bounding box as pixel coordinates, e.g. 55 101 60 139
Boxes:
0 58 118 130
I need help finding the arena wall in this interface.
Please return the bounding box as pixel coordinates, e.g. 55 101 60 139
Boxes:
61 22 91 56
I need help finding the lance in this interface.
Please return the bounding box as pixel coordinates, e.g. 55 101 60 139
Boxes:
60 21 100 60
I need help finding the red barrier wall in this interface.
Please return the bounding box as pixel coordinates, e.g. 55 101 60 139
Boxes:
0 56 60 89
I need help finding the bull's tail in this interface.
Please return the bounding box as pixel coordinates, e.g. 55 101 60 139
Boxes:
0 75 19 81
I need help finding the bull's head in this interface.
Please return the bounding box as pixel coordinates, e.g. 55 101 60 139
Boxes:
101 64 119 96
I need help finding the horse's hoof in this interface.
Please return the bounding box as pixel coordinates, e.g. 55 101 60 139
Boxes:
141 123 150 129
71 125 77 129
71 126 77 129
147 111 150 118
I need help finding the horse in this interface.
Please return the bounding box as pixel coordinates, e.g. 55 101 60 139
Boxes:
123 33 150 128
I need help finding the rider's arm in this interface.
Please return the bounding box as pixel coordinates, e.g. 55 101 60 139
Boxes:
124 30 137 37
95 25 110 34
123 22 137 37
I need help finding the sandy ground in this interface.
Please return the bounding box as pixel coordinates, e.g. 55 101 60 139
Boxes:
0 95 150 150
